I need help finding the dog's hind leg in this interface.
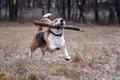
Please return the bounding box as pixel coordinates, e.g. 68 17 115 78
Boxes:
30 38 38 59
29 51 34 59
39 49 46 64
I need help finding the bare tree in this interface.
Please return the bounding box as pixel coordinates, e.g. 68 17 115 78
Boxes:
18 0 23 20
94 0 99 23
67 0 71 20
9 0 19 21
41 0 46 15
5 0 9 20
71 0 78 21
76 0 86 23
62 0 66 19
26 0 31 8
115 0 120 24
47 0 51 13
108 0 116 24
56 0 62 17
0 0 1 20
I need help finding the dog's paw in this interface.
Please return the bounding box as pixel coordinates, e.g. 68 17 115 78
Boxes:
64 56 71 61
65 58 70 61
29 52 33 59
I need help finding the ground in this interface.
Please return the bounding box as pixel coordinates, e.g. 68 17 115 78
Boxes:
0 22 120 80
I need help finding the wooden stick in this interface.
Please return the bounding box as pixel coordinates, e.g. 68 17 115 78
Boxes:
34 21 85 32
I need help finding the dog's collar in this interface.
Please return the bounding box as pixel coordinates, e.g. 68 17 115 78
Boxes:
49 30 63 37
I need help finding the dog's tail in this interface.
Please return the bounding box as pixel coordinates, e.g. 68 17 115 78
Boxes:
43 13 52 18
38 13 52 31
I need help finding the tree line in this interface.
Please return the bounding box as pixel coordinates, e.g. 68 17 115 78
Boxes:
0 0 120 24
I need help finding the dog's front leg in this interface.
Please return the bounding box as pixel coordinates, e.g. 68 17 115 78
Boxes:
60 45 71 61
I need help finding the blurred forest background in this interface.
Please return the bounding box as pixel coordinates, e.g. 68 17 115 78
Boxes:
0 0 120 25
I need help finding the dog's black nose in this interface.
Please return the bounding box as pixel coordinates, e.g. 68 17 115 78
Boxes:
60 19 63 22
60 19 64 25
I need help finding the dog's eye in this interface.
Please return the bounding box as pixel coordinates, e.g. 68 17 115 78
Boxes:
55 20 58 22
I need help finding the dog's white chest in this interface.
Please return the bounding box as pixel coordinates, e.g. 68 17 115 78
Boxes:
48 34 65 50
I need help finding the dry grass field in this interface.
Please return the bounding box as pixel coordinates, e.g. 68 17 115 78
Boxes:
0 22 120 80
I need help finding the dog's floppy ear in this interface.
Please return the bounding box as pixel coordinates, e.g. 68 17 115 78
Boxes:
38 13 52 31
38 18 52 31
40 18 52 24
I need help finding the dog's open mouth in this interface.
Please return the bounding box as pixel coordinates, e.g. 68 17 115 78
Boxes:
57 26 64 30
57 27 64 30
55 23 64 30
60 22 63 25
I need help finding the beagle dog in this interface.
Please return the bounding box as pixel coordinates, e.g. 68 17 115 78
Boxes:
30 13 71 63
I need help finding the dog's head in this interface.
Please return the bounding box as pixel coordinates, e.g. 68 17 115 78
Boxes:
49 18 65 35
52 18 65 26
40 13 65 35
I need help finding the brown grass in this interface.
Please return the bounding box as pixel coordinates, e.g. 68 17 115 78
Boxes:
72 53 84 63
0 22 120 80
27 73 39 80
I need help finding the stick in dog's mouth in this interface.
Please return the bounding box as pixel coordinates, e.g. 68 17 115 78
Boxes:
34 21 85 32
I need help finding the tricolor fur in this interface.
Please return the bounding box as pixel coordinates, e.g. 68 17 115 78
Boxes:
30 13 71 63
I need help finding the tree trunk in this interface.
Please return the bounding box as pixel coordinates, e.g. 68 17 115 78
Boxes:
9 0 18 21
76 0 86 23
108 0 116 24
0 0 1 20
18 0 23 21
94 0 99 23
26 0 31 8
62 0 66 19
115 0 120 24
30 0 36 8
79 11 86 22
41 0 45 15
47 0 51 13
38 0 42 7
56 0 62 17
67 0 71 20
